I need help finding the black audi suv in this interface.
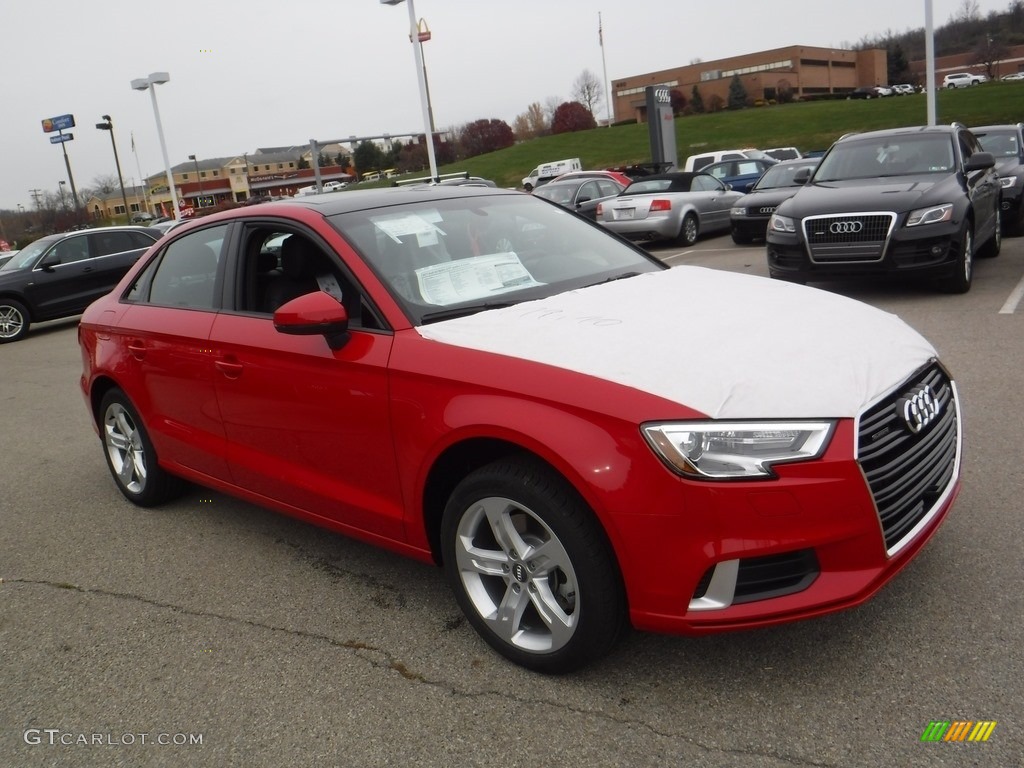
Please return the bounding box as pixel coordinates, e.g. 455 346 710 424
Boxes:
766 123 1000 293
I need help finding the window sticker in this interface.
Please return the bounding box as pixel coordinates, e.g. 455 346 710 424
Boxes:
372 212 445 244
414 253 543 305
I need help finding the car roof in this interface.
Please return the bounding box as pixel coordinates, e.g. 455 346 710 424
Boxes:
184 185 524 225
837 124 962 143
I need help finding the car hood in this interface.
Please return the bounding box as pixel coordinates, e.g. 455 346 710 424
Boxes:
783 177 946 217
738 186 803 208
994 157 1023 176
416 267 936 419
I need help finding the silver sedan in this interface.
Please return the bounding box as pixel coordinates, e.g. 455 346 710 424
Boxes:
596 172 745 246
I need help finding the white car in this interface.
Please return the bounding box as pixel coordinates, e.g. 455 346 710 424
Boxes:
1002 72 1024 81
322 181 348 192
942 72 986 88
892 84 916 95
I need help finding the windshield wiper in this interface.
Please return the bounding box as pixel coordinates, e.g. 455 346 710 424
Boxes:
420 301 517 323
584 271 641 288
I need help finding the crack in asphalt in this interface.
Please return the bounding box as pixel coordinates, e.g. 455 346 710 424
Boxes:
2 577 840 767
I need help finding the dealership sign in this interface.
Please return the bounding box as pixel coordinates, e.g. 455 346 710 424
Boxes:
49 133 74 144
42 114 75 133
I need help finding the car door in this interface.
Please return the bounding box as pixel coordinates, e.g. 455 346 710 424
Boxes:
87 230 158 298
690 174 736 231
24 234 98 319
573 180 605 220
959 131 1000 244
207 222 405 541
112 223 232 481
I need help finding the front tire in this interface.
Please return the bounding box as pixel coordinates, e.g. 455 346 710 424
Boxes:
440 457 626 673
941 223 973 293
731 227 754 245
0 298 30 343
99 389 184 507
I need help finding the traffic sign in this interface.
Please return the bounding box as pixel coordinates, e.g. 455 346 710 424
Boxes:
49 133 74 144
42 114 75 133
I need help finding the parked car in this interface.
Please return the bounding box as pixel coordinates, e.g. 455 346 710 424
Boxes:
0 249 19 269
550 169 633 187
322 181 349 192
730 158 821 244
1001 72 1024 81
848 87 879 99
873 85 894 97
766 123 1000 293
78 186 961 672
892 83 917 94
701 157 777 193
0 226 161 343
596 172 744 245
682 148 768 172
942 72 986 88
973 123 1024 234
763 147 803 161
532 177 625 220
151 219 189 236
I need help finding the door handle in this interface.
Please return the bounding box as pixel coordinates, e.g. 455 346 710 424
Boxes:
127 340 146 360
215 358 244 379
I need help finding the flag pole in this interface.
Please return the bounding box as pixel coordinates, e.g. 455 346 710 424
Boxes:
600 12 612 127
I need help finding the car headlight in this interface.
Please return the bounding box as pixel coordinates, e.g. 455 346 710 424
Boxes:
642 421 835 479
906 203 953 227
731 206 747 216
999 176 1018 189
768 213 797 233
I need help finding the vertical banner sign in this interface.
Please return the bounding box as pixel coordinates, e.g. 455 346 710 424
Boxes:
645 87 677 171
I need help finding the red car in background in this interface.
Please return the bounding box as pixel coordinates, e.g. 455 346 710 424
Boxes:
79 186 960 672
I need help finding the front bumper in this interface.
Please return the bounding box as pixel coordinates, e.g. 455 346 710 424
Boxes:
766 214 965 282
615 363 960 635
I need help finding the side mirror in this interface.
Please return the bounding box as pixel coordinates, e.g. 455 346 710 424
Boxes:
39 253 61 270
793 168 812 185
964 151 995 172
273 290 350 350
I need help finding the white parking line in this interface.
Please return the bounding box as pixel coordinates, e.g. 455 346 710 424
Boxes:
999 272 1024 314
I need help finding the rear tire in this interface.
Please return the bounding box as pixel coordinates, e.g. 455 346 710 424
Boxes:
979 215 1001 258
440 457 626 673
0 298 30 343
677 214 699 246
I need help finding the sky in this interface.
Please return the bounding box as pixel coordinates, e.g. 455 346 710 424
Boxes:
0 0 1011 211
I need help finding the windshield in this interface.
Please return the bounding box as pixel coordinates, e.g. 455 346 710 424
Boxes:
753 161 819 190
814 135 955 181
0 238 55 271
330 193 662 325
976 130 1020 158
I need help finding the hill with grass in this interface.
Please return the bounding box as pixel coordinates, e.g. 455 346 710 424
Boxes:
430 83 1024 189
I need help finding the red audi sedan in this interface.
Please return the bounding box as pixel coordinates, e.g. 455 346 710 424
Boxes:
79 187 961 673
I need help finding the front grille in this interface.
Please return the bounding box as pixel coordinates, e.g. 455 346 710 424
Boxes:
857 363 959 554
804 212 896 263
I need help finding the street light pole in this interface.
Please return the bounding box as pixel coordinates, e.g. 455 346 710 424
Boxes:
131 72 181 221
96 115 131 223
189 154 204 207
58 181 67 211
380 0 439 181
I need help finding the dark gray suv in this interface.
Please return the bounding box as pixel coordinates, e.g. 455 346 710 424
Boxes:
0 226 160 342
766 123 1000 293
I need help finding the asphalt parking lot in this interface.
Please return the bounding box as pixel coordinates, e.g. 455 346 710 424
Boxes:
2 234 1022 767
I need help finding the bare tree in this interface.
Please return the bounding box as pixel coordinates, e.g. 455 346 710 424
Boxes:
571 69 604 117
544 96 562 125
91 175 120 195
952 0 980 23
512 102 549 140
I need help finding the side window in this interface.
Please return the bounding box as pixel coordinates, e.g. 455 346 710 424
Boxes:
91 231 140 257
50 236 90 264
239 227 383 331
596 180 621 197
578 181 600 201
128 231 158 249
141 225 228 309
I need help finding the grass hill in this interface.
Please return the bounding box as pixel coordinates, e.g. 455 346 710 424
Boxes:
432 83 1024 189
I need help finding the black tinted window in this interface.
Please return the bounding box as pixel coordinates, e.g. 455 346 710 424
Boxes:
129 225 227 309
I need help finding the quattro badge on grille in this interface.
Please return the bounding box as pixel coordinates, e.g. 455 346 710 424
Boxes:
897 384 942 433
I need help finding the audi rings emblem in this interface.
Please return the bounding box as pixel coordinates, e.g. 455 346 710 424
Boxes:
829 220 864 234
897 384 942 433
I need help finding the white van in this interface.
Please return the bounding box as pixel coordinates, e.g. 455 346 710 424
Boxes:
522 158 582 191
